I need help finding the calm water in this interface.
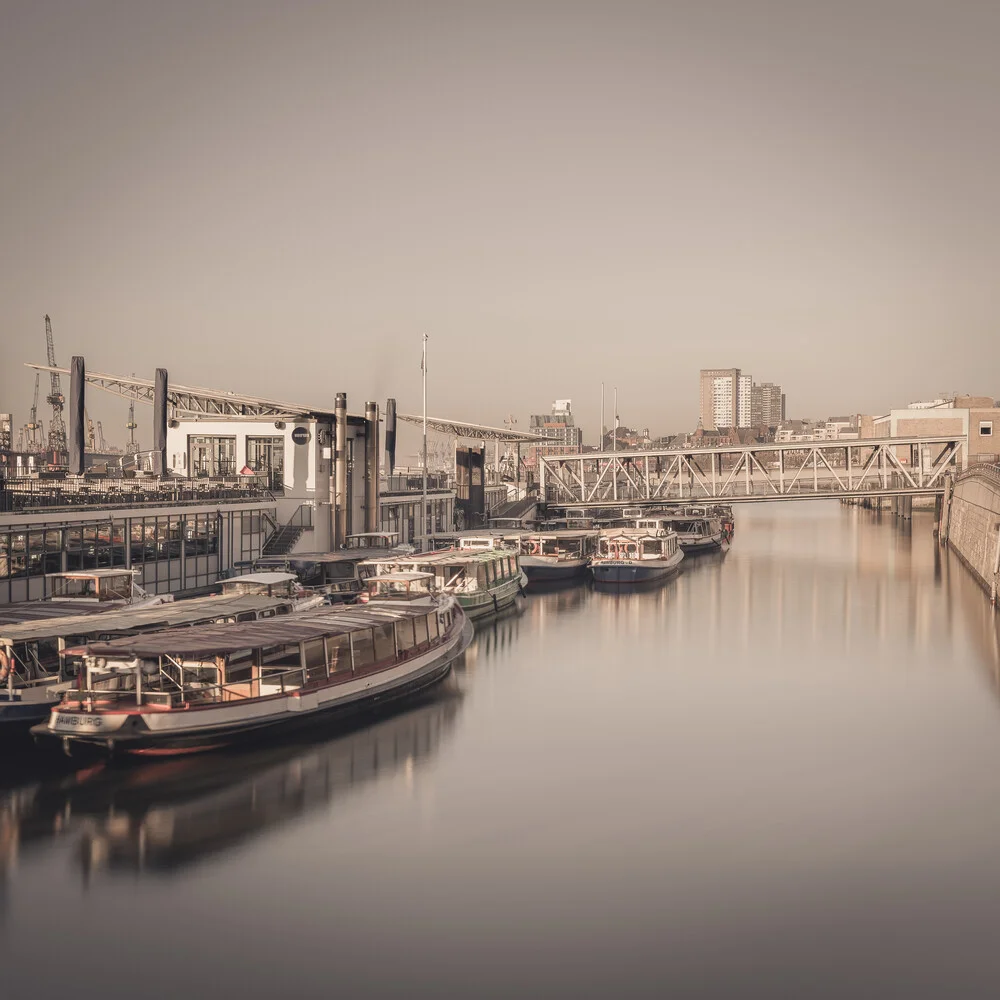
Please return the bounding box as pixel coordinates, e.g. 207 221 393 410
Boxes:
3 502 1000 999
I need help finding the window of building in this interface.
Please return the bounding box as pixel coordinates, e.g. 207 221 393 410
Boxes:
188 435 237 476
246 436 284 483
980 421 993 437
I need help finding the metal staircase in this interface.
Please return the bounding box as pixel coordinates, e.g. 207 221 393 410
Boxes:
261 504 314 556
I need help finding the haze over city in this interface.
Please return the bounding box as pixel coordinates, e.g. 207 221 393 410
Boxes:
3 0 999 444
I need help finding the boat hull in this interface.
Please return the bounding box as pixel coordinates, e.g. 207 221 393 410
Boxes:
519 557 589 583
32 617 474 758
0 686 63 731
590 552 684 586
456 573 527 621
676 532 725 554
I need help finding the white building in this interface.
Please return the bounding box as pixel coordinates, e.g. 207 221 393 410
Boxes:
737 375 752 428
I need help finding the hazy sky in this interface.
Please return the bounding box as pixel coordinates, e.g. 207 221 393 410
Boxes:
2 0 998 449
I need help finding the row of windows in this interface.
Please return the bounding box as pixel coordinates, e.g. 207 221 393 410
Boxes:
0 510 269 602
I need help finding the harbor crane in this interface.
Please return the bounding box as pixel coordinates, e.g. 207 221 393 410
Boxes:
43 315 67 456
85 409 96 451
125 392 138 455
26 373 42 449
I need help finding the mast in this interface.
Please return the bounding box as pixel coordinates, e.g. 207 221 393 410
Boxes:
601 382 605 451
613 386 618 454
421 334 428 550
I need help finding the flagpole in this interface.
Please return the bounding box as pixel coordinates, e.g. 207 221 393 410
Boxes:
601 382 605 451
613 386 618 453
422 334 428 550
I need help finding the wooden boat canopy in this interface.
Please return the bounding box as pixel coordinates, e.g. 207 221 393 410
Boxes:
46 569 140 601
0 601 118 628
84 604 439 660
0 595 294 646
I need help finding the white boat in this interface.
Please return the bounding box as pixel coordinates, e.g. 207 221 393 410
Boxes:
0 570 172 631
590 520 684 586
32 595 472 757
219 571 326 610
363 537 527 622
1 594 299 732
518 530 598 583
253 533 416 603
637 513 725 553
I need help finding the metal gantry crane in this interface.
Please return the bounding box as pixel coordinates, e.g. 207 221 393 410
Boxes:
43 315 67 456
26 373 43 449
125 392 139 456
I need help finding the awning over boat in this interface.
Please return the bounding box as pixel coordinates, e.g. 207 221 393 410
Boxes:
0 595 294 644
0 602 119 628
85 604 437 659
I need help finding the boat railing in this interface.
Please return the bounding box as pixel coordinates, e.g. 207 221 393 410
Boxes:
57 621 450 710
61 659 315 709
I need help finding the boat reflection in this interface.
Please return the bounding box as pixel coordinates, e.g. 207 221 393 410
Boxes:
2 682 463 885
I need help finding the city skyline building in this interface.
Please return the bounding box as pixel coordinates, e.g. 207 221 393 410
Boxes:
527 398 584 462
751 381 786 426
699 368 750 430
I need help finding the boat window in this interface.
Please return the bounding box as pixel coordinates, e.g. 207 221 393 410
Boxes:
325 562 357 581
328 634 351 672
642 540 659 555
427 612 440 641
414 615 429 646
261 644 301 669
236 611 257 622
226 649 254 681
352 629 375 669
396 618 416 651
476 565 488 589
373 622 395 662
98 574 134 601
50 576 99 599
303 639 326 669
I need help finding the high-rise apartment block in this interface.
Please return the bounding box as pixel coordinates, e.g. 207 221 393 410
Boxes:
699 369 748 430
750 382 786 426
700 369 784 429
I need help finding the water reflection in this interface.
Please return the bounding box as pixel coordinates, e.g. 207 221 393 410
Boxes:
1 683 462 888
3 502 1000 998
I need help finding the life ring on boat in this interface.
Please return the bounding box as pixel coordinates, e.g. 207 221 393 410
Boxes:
0 648 11 683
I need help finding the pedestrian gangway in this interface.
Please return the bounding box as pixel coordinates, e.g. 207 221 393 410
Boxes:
538 436 964 508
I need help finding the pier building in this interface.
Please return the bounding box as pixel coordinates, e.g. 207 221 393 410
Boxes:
2 363 542 604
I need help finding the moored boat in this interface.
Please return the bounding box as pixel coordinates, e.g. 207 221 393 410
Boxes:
637 513 724 554
219 571 326 610
31 594 472 757
0 569 172 631
363 537 527 622
518 530 598 583
590 520 684 586
252 532 414 603
1 594 299 733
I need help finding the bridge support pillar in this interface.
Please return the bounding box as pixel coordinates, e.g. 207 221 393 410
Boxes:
939 476 953 545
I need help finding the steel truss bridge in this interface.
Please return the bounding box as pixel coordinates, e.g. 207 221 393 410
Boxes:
538 436 964 508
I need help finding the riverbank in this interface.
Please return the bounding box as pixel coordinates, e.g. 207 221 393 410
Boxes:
943 464 1000 605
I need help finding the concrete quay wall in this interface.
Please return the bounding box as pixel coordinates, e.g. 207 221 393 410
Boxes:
944 466 1000 604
